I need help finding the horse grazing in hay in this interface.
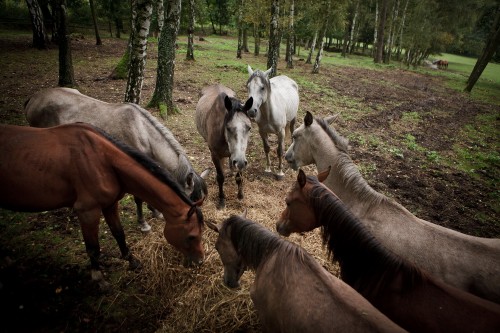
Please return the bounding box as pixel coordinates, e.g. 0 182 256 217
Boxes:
24 87 209 232
277 169 500 332
283 111 500 303
0 123 205 290
195 84 253 209
206 213 406 333
246 65 299 179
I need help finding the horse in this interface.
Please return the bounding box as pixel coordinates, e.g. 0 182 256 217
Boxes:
24 87 209 232
0 123 205 290
195 84 253 209
433 59 448 69
277 169 500 332
283 111 500 303
246 65 299 179
206 213 406 333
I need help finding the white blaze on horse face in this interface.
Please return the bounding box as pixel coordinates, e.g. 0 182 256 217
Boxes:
225 112 251 171
285 124 314 170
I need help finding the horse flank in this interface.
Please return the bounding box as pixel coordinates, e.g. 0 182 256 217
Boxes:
305 176 426 296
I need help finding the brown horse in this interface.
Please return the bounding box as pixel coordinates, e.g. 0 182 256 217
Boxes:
206 214 406 333
0 123 204 290
284 111 500 303
195 84 253 209
277 169 500 332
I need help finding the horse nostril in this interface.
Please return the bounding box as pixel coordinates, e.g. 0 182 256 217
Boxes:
244 160 248 167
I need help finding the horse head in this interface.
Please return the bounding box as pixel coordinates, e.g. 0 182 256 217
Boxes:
206 213 247 288
223 95 253 172
163 199 205 267
246 65 272 119
276 168 330 236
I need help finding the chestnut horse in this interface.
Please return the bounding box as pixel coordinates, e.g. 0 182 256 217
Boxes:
206 214 406 333
277 169 500 332
0 123 204 290
284 111 500 303
25 87 209 232
195 84 253 209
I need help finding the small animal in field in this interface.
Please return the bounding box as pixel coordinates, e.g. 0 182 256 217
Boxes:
283 111 500 304
24 87 209 232
206 213 406 333
246 65 299 179
0 123 205 290
277 168 500 332
195 84 253 209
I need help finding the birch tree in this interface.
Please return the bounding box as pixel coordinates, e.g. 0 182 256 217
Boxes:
374 0 388 63
312 0 331 74
148 0 182 117
267 0 280 77
186 0 195 60
125 0 153 104
286 0 295 69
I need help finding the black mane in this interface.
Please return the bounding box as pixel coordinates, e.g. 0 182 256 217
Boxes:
306 175 427 296
86 123 194 206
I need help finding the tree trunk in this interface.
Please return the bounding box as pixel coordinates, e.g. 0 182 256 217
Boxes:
26 0 48 49
384 0 399 63
243 27 249 52
148 0 182 117
465 7 500 92
254 23 260 56
89 0 102 45
156 0 164 41
312 0 330 74
236 0 244 59
348 1 359 54
125 0 153 104
306 30 317 64
286 0 295 69
267 0 280 77
396 0 408 60
56 0 75 87
186 0 195 60
374 0 388 63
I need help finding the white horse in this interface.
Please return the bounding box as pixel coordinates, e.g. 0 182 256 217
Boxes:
246 65 299 179
25 87 210 232
284 111 500 304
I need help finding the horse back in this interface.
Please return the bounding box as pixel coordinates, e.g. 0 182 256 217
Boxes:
0 124 121 212
251 253 404 333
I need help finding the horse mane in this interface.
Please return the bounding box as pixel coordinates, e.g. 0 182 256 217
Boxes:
315 117 389 210
306 176 427 297
222 215 309 271
88 124 195 207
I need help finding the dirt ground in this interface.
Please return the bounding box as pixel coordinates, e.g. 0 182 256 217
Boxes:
0 34 498 332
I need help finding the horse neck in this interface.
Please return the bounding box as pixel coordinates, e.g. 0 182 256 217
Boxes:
310 186 421 296
112 153 190 218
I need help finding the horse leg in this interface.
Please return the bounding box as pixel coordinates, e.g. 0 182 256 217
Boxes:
102 202 141 270
212 152 225 209
133 196 152 233
76 208 110 291
236 171 244 200
275 129 286 179
260 130 272 173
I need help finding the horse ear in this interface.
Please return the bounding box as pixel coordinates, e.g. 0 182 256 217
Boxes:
243 97 253 111
205 220 219 233
298 169 307 188
304 111 313 127
224 95 232 112
239 209 248 219
317 166 331 182
200 168 211 179
247 64 254 76
325 112 341 125
264 68 273 77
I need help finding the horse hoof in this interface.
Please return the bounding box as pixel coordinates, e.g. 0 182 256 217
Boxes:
237 193 244 200
217 200 225 210
275 172 285 180
129 258 142 271
152 211 163 219
139 222 152 233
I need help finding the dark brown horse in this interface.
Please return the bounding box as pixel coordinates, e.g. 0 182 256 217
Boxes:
277 169 500 333
206 214 406 333
0 123 205 290
195 84 253 209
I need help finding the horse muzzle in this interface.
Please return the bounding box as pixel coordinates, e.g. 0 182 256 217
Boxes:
183 253 205 267
232 158 248 171
276 220 292 237
247 109 257 119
